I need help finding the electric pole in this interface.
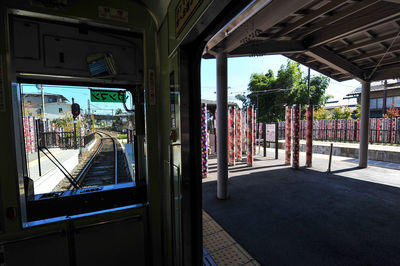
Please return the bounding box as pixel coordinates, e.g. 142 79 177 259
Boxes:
72 98 77 149
36 84 45 119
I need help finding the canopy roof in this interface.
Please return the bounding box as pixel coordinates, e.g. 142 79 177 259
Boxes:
204 0 400 82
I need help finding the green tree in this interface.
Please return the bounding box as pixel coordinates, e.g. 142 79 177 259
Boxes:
354 104 361 119
314 107 331 120
247 61 330 122
235 94 249 108
331 106 353 119
115 108 123 115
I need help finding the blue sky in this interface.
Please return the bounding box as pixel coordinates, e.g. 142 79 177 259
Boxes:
21 54 360 115
201 55 360 106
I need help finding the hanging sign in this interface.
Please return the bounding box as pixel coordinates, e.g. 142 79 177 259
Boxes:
176 0 201 35
99 6 129 23
265 123 276 142
90 89 126 103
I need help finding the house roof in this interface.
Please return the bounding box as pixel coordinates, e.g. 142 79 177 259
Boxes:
22 92 69 102
347 81 400 96
201 99 237 107
325 98 357 110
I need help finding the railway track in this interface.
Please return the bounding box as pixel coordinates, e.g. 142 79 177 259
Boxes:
70 131 131 189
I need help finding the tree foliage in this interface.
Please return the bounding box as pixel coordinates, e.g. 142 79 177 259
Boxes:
314 107 331 120
52 112 84 131
247 61 330 122
384 103 400 118
331 106 353 120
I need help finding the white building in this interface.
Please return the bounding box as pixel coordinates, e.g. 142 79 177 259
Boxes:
23 93 71 120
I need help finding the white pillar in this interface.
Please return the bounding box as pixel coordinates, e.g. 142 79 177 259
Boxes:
359 81 370 168
217 53 228 199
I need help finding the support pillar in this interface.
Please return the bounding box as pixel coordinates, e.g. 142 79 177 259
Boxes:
292 104 300 169
228 107 235 166
247 106 254 167
285 107 292 165
306 105 313 167
359 81 370 168
236 109 242 162
216 53 228 199
201 103 208 177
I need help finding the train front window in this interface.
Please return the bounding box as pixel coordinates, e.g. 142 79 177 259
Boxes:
18 83 147 222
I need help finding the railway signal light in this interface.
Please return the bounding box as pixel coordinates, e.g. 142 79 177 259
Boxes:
72 103 80 118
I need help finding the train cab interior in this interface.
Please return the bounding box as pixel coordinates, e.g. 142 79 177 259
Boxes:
0 0 233 265
0 0 255 265
3 0 400 265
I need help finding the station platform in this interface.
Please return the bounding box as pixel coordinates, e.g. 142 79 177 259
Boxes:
27 149 80 194
203 150 400 265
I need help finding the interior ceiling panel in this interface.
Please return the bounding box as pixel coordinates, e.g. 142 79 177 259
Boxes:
204 0 400 82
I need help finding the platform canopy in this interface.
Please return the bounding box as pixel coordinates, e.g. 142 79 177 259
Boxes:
203 0 400 82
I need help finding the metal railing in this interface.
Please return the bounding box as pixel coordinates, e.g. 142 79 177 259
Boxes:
39 132 95 149
276 120 400 144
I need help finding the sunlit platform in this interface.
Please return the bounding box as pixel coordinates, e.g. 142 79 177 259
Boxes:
203 150 400 265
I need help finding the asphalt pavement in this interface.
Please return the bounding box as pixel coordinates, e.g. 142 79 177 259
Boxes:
203 149 400 265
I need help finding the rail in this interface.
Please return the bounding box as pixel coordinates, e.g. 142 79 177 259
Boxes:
72 131 118 189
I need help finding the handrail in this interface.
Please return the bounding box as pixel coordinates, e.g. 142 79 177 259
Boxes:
39 146 80 189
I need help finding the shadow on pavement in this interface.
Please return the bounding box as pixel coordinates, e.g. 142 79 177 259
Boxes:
203 166 400 265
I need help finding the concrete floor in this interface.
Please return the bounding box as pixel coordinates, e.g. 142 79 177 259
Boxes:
203 150 400 265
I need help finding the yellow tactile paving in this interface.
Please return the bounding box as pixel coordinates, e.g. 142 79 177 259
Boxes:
212 244 251 265
203 210 260 265
204 231 235 253
203 219 223 237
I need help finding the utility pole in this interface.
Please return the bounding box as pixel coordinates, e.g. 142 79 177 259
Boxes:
36 84 45 119
72 98 77 149
383 80 388 115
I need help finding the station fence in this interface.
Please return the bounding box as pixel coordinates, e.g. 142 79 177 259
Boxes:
23 116 94 153
277 117 400 144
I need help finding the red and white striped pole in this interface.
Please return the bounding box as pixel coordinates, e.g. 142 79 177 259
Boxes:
236 108 242 162
292 104 300 169
247 106 253 166
306 105 313 167
201 103 208 177
285 106 292 165
228 107 236 166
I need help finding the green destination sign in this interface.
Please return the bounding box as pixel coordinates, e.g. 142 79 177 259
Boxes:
90 89 126 103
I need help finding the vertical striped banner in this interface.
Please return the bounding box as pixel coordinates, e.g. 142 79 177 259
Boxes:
285 107 292 165
258 123 263 154
236 108 242 162
292 104 300 169
80 127 85 147
306 105 313 167
392 118 397 144
201 104 208 177
247 106 253 166
253 108 256 155
29 117 36 153
242 109 246 154
228 107 236 166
